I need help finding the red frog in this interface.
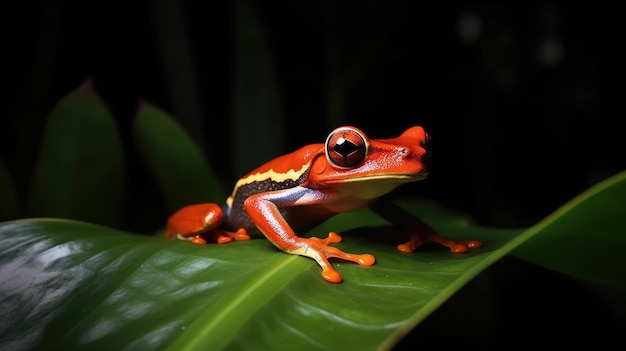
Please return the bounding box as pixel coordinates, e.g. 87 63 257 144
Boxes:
166 126 481 283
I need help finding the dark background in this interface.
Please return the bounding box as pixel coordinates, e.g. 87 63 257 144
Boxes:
4 1 624 228
2 1 624 349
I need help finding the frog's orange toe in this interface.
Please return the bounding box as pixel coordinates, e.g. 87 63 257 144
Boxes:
397 243 415 254
191 235 207 245
466 240 483 249
326 231 343 244
308 232 343 246
357 254 376 266
216 235 234 244
448 240 482 253
232 228 251 241
449 244 469 253
322 268 343 284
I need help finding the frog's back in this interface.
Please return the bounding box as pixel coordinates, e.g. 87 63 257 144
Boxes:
222 145 324 232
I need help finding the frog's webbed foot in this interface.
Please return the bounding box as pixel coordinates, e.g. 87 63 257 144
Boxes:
370 200 481 255
397 230 482 254
296 232 376 283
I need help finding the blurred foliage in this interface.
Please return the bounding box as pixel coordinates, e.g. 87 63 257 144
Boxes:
1 81 225 233
27 80 125 226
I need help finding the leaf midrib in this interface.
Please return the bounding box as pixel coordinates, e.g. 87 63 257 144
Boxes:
164 252 309 351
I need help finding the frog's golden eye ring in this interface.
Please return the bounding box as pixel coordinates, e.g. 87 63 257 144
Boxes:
325 126 368 168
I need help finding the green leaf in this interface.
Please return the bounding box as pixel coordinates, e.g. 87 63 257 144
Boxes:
27 80 125 226
2 171 625 350
513 170 626 292
133 102 226 210
0 202 520 351
0 158 18 220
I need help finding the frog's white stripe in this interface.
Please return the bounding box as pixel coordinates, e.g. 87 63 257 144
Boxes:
226 162 311 207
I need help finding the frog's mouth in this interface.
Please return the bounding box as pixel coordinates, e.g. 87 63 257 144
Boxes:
322 173 428 200
327 172 428 184
357 173 426 181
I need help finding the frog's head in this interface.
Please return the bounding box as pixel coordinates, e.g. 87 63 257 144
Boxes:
308 125 430 190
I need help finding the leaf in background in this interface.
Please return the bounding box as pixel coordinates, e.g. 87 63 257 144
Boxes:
0 158 19 220
0 201 521 351
27 80 125 226
133 101 226 210
512 169 626 322
513 170 626 291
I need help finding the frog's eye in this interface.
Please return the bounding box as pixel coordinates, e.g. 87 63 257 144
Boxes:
325 127 368 168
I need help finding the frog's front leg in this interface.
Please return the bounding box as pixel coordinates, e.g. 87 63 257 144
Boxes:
371 200 482 253
166 203 251 245
244 187 375 283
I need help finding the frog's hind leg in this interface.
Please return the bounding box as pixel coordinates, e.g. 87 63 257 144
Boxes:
371 200 482 254
166 203 250 244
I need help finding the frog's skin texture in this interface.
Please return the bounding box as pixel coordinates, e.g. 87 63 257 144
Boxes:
166 126 481 283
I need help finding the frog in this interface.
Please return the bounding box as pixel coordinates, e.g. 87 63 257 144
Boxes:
166 125 481 283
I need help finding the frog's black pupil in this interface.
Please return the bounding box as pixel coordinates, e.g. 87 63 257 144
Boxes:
334 138 359 159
